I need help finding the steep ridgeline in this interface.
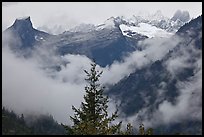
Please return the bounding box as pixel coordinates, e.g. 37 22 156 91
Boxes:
3 10 187 67
3 17 52 56
39 17 146 67
117 10 190 38
3 17 145 67
106 15 202 134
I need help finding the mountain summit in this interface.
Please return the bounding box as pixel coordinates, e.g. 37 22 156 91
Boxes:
13 16 33 31
3 16 50 52
3 14 196 67
171 10 190 22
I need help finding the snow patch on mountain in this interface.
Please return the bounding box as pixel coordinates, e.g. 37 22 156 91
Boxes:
96 17 116 30
69 23 96 32
119 23 173 38
35 35 45 41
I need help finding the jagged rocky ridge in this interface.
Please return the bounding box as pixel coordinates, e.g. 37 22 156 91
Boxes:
106 15 202 134
3 10 189 67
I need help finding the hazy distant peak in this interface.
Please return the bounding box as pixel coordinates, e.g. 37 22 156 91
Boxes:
171 10 190 22
133 10 167 21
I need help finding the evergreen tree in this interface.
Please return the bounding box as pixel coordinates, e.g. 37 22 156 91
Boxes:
138 123 153 135
139 124 145 135
64 62 122 135
120 123 134 135
20 114 25 124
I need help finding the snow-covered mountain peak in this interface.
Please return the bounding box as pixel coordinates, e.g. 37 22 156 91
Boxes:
119 23 173 38
104 17 115 27
68 23 96 32
96 16 116 30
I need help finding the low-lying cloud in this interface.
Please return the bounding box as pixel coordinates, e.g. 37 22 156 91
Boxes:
101 36 181 85
115 36 202 129
2 46 85 124
2 29 201 131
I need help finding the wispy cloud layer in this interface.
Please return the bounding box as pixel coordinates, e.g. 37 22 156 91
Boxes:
2 20 202 130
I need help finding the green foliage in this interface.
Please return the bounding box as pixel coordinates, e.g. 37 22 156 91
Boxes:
126 123 134 135
2 107 66 135
139 124 145 135
119 123 134 135
27 114 66 135
2 107 33 135
64 62 123 135
138 124 153 135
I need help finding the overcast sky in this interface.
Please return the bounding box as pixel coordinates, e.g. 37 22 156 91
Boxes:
2 2 202 34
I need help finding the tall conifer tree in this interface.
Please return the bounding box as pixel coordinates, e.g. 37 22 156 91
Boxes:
64 62 122 135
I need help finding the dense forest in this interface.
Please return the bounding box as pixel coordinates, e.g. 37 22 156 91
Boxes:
2 107 66 135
